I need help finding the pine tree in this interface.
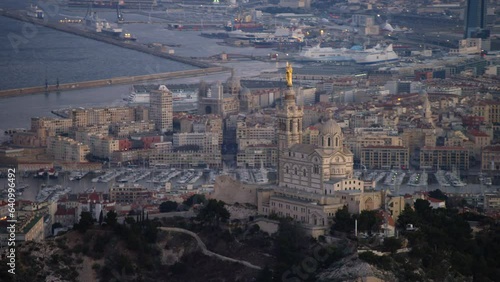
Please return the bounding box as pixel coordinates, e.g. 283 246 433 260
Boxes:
99 210 104 225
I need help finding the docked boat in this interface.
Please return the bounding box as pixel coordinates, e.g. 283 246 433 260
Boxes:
224 20 264 32
47 168 59 179
69 171 88 181
84 9 123 37
350 44 399 65
27 5 44 19
298 43 398 65
125 85 198 105
102 23 123 37
229 27 304 43
121 32 137 41
298 44 353 62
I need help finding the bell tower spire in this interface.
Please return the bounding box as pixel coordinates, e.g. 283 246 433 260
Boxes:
277 62 303 155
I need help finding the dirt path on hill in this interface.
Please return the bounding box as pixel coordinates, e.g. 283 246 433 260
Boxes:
158 227 262 270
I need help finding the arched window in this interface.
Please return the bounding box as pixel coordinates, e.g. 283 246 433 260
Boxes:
335 137 339 147
294 167 298 175
289 120 293 132
303 169 307 177
286 166 289 174
327 137 331 147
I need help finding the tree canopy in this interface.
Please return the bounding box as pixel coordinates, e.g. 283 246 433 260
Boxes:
357 210 382 235
159 201 178 213
395 200 500 281
331 205 354 233
105 210 118 227
183 194 207 207
75 211 94 233
196 199 230 225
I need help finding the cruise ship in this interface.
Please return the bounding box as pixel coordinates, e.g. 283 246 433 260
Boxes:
298 43 398 65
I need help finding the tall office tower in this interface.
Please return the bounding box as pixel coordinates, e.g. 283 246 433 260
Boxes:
149 85 173 133
464 0 486 38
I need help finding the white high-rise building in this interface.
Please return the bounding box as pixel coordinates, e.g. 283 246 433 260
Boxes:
149 85 173 133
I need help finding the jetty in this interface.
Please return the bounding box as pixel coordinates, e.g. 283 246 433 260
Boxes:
0 67 230 98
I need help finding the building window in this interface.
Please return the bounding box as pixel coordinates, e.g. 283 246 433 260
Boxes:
328 137 331 147
303 169 307 176
295 167 298 175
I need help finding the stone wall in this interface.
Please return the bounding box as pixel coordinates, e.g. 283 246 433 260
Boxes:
212 175 259 205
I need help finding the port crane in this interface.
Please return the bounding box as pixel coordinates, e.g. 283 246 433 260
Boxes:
116 2 124 23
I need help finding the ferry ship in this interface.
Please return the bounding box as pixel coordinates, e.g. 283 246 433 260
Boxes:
125 85 198 105
84 10 122 36
350 44 399 65
298 43 398 65
298 45 352 62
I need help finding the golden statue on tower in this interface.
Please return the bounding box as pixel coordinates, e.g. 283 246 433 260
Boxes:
285 62 293 87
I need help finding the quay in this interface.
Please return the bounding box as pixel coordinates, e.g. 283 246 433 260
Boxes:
0 67 230 98
0 9 217 69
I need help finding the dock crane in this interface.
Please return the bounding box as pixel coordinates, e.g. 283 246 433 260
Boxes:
116 2 124 24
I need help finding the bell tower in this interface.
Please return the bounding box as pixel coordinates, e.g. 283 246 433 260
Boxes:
277 63 303 155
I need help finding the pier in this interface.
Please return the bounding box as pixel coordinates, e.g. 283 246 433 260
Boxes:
0 9 217 69
0 67 230 98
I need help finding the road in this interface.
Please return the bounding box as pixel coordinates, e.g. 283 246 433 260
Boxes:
158 227 262 270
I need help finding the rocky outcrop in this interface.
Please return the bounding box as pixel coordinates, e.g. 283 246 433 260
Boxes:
316 254 396 282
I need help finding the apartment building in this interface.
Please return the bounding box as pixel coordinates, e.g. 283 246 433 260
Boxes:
420 146 470 170
46 136 90 162
473 101 500 124
151 149 222 169
237 144 278 168
173 132 220 152
481 145 500 171
109 120 156 138
467 130 491 159
31 117 72 135
345 131 403 160
149 85 173 133
70 106 147 127
360 145 409 170
90 134 119 159
236 120 276 150
109 184 152 204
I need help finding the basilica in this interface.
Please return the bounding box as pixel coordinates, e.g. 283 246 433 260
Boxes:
257 64 384 235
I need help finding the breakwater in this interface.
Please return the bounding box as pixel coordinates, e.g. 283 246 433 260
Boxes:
0 67 229 98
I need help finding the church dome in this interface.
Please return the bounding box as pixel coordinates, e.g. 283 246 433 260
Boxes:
241 87 251 96
317 119 342 136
